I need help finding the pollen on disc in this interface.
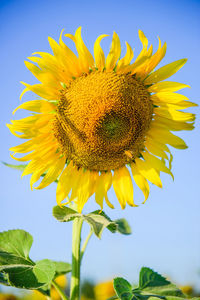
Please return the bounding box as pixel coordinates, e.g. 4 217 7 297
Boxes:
53 71 153 171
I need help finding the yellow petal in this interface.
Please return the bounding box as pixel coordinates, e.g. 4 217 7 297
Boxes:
49 34 79 76
16 142 57 163
131 163 150 203
94 34 109 70
59 30 81 76
20 87 29 101
117 42 134 70
24 60 63 85
137 39 167 79
65 27 94 72
135 30 149 63
20 81 59 100
142 151 174 179
22 159 42 177
139 30 148 48
145 135 171 153
106 32 121 70
146 44 153 57
153 115 195 131
129 55 150 75
70 169 85 202
30 161 54 190
95 171 113 209
26 54 70 84
144 138 168 159
35 156 66 189
13 100 56 114
105 195 114 209
73 170 95 213
144 59 187 84
148 81 190 93
151 92 189 104
22 151 57 181
56 162 75 206
76 27 94 64
48 35 80 78
149 127 188 149
9 134 50 153
154 107 195 122
135 157 162 188
155 100 198 110
113 166 135 209
8 114 52 136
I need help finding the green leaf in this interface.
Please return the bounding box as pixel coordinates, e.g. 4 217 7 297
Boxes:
37 261 71 296
84 211 117 238
8 259 55 289
33 259 55 284
37 284 51 297
0 230 71 295
139 267 170 289
115 219 132 235
93 211 117 233
138 267 184 297
2 162 27 172
53 206 81 222
85 211 132 238
53 207 132 239
0 229 33 259
113 267 200 300
53 261 72 277
0 230 55 290
113 277 133 300
0 253 55 289
0 272 9 286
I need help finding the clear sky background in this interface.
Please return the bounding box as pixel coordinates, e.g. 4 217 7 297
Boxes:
0 0 200 293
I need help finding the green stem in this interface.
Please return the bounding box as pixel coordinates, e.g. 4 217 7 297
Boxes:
70 217 84 300
80 229 93 261
52 280 69 300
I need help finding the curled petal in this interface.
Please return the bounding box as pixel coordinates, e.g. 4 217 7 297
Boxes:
94 34 109 70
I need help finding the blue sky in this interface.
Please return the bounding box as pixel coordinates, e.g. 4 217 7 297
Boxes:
0 0 200 292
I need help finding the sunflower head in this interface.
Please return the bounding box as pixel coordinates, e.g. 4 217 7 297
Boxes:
8 27 196 212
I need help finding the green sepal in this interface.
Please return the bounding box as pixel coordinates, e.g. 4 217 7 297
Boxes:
3 162 58 182
2 162 27 172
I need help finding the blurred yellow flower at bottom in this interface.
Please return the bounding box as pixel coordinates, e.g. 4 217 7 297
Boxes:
29 275 67 300
0 294 17 300
180 285 193 295
94 281 116 300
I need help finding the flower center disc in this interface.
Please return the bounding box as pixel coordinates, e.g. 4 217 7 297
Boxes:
54 71 153 171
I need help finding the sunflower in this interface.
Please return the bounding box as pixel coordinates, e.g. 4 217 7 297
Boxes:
94 280 115 300
8 27 196 212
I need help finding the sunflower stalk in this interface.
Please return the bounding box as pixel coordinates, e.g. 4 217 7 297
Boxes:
80 229 93 261
70 217 84 300
52 280 69 300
